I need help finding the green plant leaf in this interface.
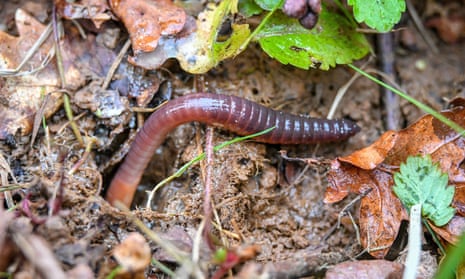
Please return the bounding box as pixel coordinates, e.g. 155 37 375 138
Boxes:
393 155 455 227
239 0 263 17
347 0 406 32
255 9 370 70
254 0 282 11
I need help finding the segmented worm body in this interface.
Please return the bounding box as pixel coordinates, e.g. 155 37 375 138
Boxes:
106 93 360 206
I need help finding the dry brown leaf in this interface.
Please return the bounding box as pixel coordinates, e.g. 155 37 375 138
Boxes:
0 9 119 139
55 0 113 28
109 0 186 53
425 1 465 44
0 9 64 139
325 102 465 258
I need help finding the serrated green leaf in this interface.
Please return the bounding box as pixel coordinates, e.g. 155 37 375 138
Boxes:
347 0 406 32
393 155 455 227
254 0 283 11
239 0 263 17
255 9 370 70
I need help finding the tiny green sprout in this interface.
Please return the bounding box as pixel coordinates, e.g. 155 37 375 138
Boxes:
393 155 455 227
213 247 228 263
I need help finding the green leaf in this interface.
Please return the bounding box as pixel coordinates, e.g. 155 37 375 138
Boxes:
239 0 263 17
255 9 370 70
393 155 455 227
254 0 282 11
347 0 406 32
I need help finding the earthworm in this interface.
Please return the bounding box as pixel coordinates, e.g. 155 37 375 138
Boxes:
106 93 360 206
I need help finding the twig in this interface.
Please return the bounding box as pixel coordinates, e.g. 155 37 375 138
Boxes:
31 92 53 149
327 58 372 119
192 218 206 264
114 202 205 277
202 127 215 249
377 32 401 130
52 5 84 146
49 152 66 216
406 0 439 54
151 259 176 277
68 137 97 175
12 233 67 279
101 39 131 90
0 152 17 209
0 23 55 76
115 203 188 262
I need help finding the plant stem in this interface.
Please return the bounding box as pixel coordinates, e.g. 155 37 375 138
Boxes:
403 204 422 279
349 64 465 135
237 0 284 53
423 219 446 255
434 226 465 279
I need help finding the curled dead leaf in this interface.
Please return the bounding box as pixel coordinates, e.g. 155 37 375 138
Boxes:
109 0 186 53
325 102 465 258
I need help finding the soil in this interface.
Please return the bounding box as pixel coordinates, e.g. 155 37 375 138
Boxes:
0 0 464 278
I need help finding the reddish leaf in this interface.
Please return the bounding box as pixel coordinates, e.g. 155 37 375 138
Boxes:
325 102 465 258
109 0 186 53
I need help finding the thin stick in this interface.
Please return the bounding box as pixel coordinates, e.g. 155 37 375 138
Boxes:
202 127 215 249
52 5 84 145
101 39 131 90
0 23 54 76
406 0 439 54
327 58 372 119
377 32 401 130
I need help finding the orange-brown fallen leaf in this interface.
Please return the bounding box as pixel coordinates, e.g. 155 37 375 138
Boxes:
325 101 465 258
109 0 186 53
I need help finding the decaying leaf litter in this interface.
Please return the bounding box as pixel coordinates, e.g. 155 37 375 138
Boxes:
0 0 465 278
